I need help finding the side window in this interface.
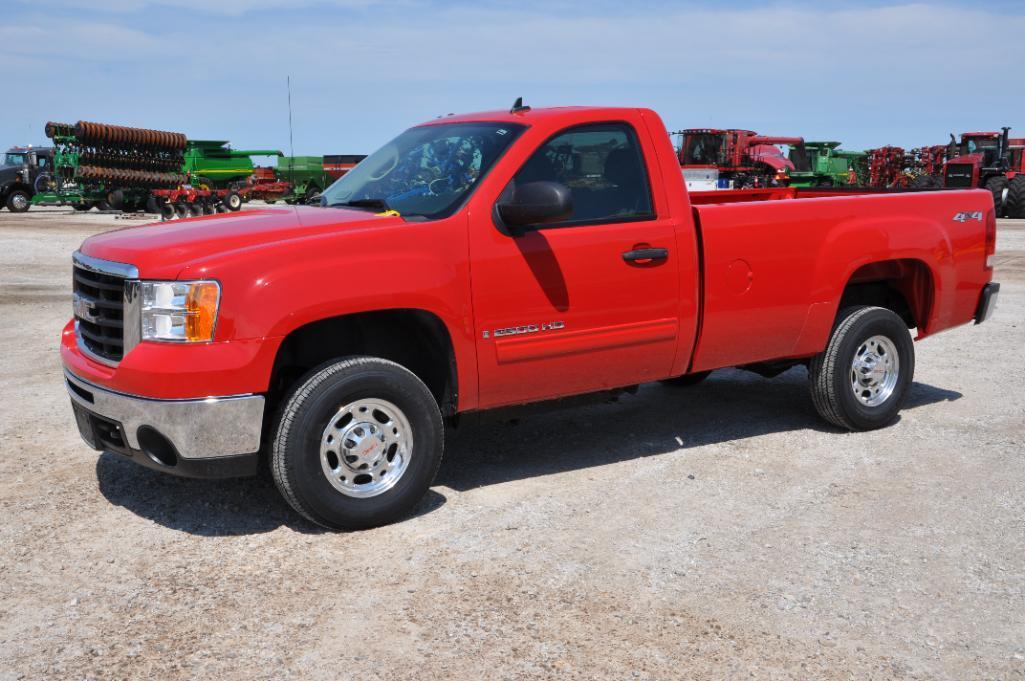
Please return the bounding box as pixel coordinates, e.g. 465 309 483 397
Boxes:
36 156 48 169
506 123 653 227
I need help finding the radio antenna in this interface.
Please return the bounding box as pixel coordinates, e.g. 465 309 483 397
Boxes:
287 75 295 186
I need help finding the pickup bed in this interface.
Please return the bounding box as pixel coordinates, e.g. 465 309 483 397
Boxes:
62 105 1000 529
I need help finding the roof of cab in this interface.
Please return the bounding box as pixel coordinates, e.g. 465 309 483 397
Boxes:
416 106 649 127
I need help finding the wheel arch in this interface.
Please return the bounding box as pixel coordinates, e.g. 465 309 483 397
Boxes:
792 257 937 357
267 308 460 419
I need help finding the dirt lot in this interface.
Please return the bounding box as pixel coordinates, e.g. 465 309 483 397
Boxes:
1 207 1023 680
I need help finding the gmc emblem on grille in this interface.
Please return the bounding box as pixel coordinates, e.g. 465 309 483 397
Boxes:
72 292 98 323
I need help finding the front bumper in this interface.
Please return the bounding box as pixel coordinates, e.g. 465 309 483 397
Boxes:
975 282 1000 324
65 371 264 478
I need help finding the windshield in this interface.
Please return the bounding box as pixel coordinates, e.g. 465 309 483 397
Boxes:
321 122 525 219
961 137 998 156
680 133 726 165
4 153 25 167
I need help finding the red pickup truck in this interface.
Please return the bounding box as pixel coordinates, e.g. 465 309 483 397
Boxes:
62 105 999 529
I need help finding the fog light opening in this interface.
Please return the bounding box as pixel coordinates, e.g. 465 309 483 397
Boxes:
137 426 179 467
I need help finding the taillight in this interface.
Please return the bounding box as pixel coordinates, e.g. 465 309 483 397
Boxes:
985 207 997 269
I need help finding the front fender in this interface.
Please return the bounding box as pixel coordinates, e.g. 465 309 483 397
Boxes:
176 214 480 407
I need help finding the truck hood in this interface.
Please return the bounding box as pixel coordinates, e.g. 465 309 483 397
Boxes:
79 205 405 279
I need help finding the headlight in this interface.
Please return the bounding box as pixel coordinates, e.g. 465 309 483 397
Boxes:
140 280 220 342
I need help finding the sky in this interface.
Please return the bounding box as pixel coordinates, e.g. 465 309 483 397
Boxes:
3 0 1024 157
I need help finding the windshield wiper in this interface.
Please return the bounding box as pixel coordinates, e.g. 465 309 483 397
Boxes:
328 198 392 212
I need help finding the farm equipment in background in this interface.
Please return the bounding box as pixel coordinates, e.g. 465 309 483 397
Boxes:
1 146 54 212
865 146 911 188
675 129 804 189
276 154 367 204
943 128 1025 217
787 141 867 187
183 140 283 189
33 119 292 217
907 145 948 188
36 121 191 212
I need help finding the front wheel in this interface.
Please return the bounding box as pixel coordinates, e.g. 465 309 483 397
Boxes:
809 306 914 431
271 357 444 530
6 189 31 213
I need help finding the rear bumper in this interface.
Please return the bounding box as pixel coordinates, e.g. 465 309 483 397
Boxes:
64 370 263 478
975 282 1000 324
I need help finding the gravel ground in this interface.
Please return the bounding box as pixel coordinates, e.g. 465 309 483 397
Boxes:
1 207 1023 680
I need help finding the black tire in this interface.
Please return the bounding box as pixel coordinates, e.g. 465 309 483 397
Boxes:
661 370 712 387
271 357 444 531
173 203 188 219
1005 175 1025 220
809 306 914 431
160 203 176 220
72 203 92 212
910 174 940 189
223 191 242 211
188 203 204 217
145 196 159 214
986 176 1008 218
5 189 31 213
95 200 112 212
107 189 125 211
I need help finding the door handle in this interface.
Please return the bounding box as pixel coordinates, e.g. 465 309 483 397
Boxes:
622 247 669 263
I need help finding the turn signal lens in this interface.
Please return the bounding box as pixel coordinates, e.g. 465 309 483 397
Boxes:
185 282 220 341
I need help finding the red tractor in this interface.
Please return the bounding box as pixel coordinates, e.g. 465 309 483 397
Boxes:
943 128 1025 217
675 129 804 189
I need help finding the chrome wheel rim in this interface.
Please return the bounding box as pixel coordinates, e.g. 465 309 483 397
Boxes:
319 398 412 498
11 194 27 211
850 335 899 407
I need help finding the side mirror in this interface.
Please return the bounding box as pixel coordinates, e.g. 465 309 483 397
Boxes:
497 181 572 230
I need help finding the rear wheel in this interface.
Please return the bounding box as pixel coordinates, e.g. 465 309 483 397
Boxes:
986 176 1009 218
1005 175 1025 219
271 357 444 530
809 306 914 431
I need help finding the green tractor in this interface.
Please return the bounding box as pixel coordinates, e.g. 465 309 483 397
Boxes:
788 141 867 187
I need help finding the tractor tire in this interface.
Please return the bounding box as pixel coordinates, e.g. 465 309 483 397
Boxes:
985 176 1008 218
910 175 941 190
160 203 176 220
5 189 31 213
107 189 125 211
173 203 189 219
72 203 92 212
188 203 204 217
145 196 159 214
1004 175 1025 220
223 191 242 212
95 200 112 212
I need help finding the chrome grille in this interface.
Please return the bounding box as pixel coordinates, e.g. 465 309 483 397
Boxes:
72 253 136 363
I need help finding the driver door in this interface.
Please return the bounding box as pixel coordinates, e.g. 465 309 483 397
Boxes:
468 120 681 408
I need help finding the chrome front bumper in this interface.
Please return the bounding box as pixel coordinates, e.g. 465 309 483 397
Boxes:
64 371 265 462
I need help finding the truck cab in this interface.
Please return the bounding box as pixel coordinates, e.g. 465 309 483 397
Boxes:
1 146 53 212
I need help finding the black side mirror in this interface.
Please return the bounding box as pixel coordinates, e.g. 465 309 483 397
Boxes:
497 181 572 230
